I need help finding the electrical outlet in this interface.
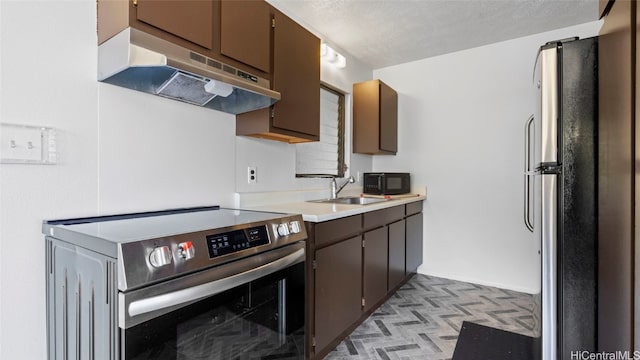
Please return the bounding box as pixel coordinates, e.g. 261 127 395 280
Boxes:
356 171 361 183
248 166 257 184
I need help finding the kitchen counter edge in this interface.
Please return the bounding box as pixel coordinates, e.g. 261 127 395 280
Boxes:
240 194 426 223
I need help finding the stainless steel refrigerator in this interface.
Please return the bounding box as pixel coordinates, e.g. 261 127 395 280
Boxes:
525 37 598 360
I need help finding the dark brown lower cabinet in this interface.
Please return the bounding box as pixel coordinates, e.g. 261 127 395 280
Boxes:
314 236 362 353
388 219 406 291
406 213 423 275
363 227 388 312
309 201 423 359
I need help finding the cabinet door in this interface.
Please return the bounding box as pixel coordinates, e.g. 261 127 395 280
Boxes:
353 80 380 154
136 0 214 49
363 227 388 313
388 220 406 291
598 0 635 352
406 213 423 275
220 0 270 72
353 79 397 155
272 11 320 137
379 81 398 153
315 236 362 353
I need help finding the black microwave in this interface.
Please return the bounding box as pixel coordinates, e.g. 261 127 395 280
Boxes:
363 173 411 195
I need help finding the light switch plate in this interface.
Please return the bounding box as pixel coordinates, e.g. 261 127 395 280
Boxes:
1 123 57 164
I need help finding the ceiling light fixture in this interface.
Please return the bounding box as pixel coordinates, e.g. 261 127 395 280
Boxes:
321 43 346 68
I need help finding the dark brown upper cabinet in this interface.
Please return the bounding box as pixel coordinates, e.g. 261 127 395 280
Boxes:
97 0 270 80
220 0 270 73
236 9 320 143
353 79 398 155
135 0 215 50
98 0 320 142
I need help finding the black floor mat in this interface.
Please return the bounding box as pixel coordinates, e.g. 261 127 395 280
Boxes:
452 321 536 360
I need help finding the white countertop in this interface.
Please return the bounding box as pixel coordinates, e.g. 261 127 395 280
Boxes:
241 194 426 222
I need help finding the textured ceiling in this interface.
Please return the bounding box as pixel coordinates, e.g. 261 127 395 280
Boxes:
269 0 600 69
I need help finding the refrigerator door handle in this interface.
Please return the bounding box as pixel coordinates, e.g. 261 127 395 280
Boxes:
524 115 535 232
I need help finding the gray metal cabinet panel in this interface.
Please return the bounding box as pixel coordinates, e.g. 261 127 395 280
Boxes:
47 238 117 360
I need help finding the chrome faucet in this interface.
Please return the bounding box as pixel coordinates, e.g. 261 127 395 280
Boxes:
330 176 355 199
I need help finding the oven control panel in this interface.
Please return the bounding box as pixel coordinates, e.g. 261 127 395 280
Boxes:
205 226 269 259
117 211 307 291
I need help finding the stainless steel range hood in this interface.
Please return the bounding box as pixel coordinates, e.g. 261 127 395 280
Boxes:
98 27 280 115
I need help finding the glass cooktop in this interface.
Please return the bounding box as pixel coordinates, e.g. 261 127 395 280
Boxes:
44 207 292 244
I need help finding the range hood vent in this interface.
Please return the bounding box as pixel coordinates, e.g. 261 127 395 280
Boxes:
98 28 280 115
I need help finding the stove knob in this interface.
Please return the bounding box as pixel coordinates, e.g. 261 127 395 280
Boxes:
149 246 172 268
178 241 195 260
289 221 301 234
277 223 290 237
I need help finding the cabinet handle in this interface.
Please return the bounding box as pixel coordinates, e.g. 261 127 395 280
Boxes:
524 115 535 232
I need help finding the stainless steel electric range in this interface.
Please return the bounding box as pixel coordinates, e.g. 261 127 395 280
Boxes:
43 206 307 360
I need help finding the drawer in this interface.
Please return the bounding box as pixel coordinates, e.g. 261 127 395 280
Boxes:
363 205 404 230
314 215 362 248
406 201 423 216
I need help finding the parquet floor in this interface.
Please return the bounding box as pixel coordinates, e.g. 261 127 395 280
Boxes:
324 274 536 360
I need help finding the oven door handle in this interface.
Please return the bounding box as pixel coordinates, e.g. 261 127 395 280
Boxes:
127 247 305 320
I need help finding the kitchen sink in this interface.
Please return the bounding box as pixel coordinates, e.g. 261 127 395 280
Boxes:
308 196 390 205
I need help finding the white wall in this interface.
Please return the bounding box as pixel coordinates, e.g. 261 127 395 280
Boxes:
0 1 237 358
234 24 373 197
98 85 237 212
373 21 602 293
1 2 99 359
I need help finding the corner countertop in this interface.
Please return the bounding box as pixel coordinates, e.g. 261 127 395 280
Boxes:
240 194 426 223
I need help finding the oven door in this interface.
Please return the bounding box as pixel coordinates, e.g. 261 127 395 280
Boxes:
118 242 305 360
